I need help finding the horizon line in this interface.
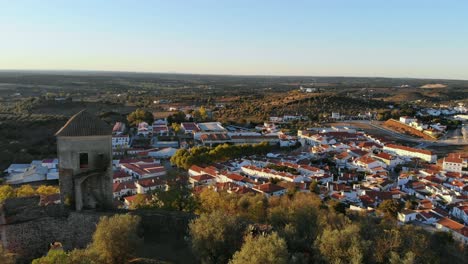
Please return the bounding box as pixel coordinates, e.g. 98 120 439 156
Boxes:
0 68 467 82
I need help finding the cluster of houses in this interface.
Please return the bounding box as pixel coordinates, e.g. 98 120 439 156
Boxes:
399 116 447 137
111 119 299 159
177 124 468 244
3 159 59 184
2 110 467 244
111 158 167 208
416 103 467 117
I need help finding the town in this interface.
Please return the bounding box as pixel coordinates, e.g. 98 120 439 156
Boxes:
3 102 467 247
1 1 468 261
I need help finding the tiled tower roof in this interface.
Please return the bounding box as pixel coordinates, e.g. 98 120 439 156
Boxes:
55 110 111 137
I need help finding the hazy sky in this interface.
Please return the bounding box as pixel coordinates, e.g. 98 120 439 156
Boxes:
1 0 468 79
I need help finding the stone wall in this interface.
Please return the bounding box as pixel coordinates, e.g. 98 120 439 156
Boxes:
0 197 193 263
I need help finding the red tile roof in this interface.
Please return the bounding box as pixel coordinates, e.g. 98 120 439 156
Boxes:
254 183 285 194
437 217 465 232
136 177 166 188
113 171 130 179
375 152 393 160
191 174 216 182
444 157 463 164
181 122 200 132
200 133 230 141
189 165 204 173
113 181 136 192
357 156 378 165
227 173 245 181
121 162 165 176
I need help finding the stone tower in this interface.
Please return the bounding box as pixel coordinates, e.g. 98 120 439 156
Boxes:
55 110 113 211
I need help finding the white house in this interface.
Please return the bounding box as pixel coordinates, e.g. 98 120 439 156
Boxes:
451 204 468 225
399 116 418 125
113 171 133 184
435 217 468 245
442 156 465 173
253 183 286 197
189 174 216 187
112 122 126 135
112 135 130 149
398 209 419 223
137 122 151 136
331 112 340 119
148 147 178 159
113 181 137 198
383 144 437 163
135 177 167 194
4 164 30 174
119 162 166 179
41 159 58 169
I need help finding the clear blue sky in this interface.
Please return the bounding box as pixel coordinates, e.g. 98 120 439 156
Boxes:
1 0 467 79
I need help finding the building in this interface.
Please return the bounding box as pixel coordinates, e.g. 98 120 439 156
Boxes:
189 174 216 187
253 183 286 197
135 177 167 194
451 204 468 225
442 156 465 173
137 122 151 136
56 110 114 211
383 144 437 163
199 133 230 146
435 217 468 244
112 135 130 149
119 161 166 179
112 122 126 135
181 122 200 134
373 152 403 168
197 122 226 133
113 180 137 198
399 116 418 125
331 112 340 119
398 209 418 223
113 171 133 184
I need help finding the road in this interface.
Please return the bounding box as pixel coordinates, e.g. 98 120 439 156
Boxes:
334 120 467 147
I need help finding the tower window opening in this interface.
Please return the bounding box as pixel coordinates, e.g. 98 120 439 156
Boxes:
79 153 89 169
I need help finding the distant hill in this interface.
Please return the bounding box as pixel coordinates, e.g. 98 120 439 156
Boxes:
420 83 448 88
385 91 429 102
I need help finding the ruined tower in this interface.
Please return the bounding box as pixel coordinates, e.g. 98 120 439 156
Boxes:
55 110 113 210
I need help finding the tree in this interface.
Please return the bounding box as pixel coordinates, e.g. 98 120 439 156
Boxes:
88 214 142 264
68 248 98 264
194 106 208 121
189 211 244 264
36 185 60 196
268 193 321 257
229 232 289 264
32 249 69 264
390 251 415 264
236 194 268 223
315 224 369 264
199 106 208 120
16 184 36 197
0 185 15 202
378 200 403 219
127 109 154 126
129 194 149 209
150 173 197 212
171 123 181 134
309 181 319 194
167 111 186 125
0 245 14 264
